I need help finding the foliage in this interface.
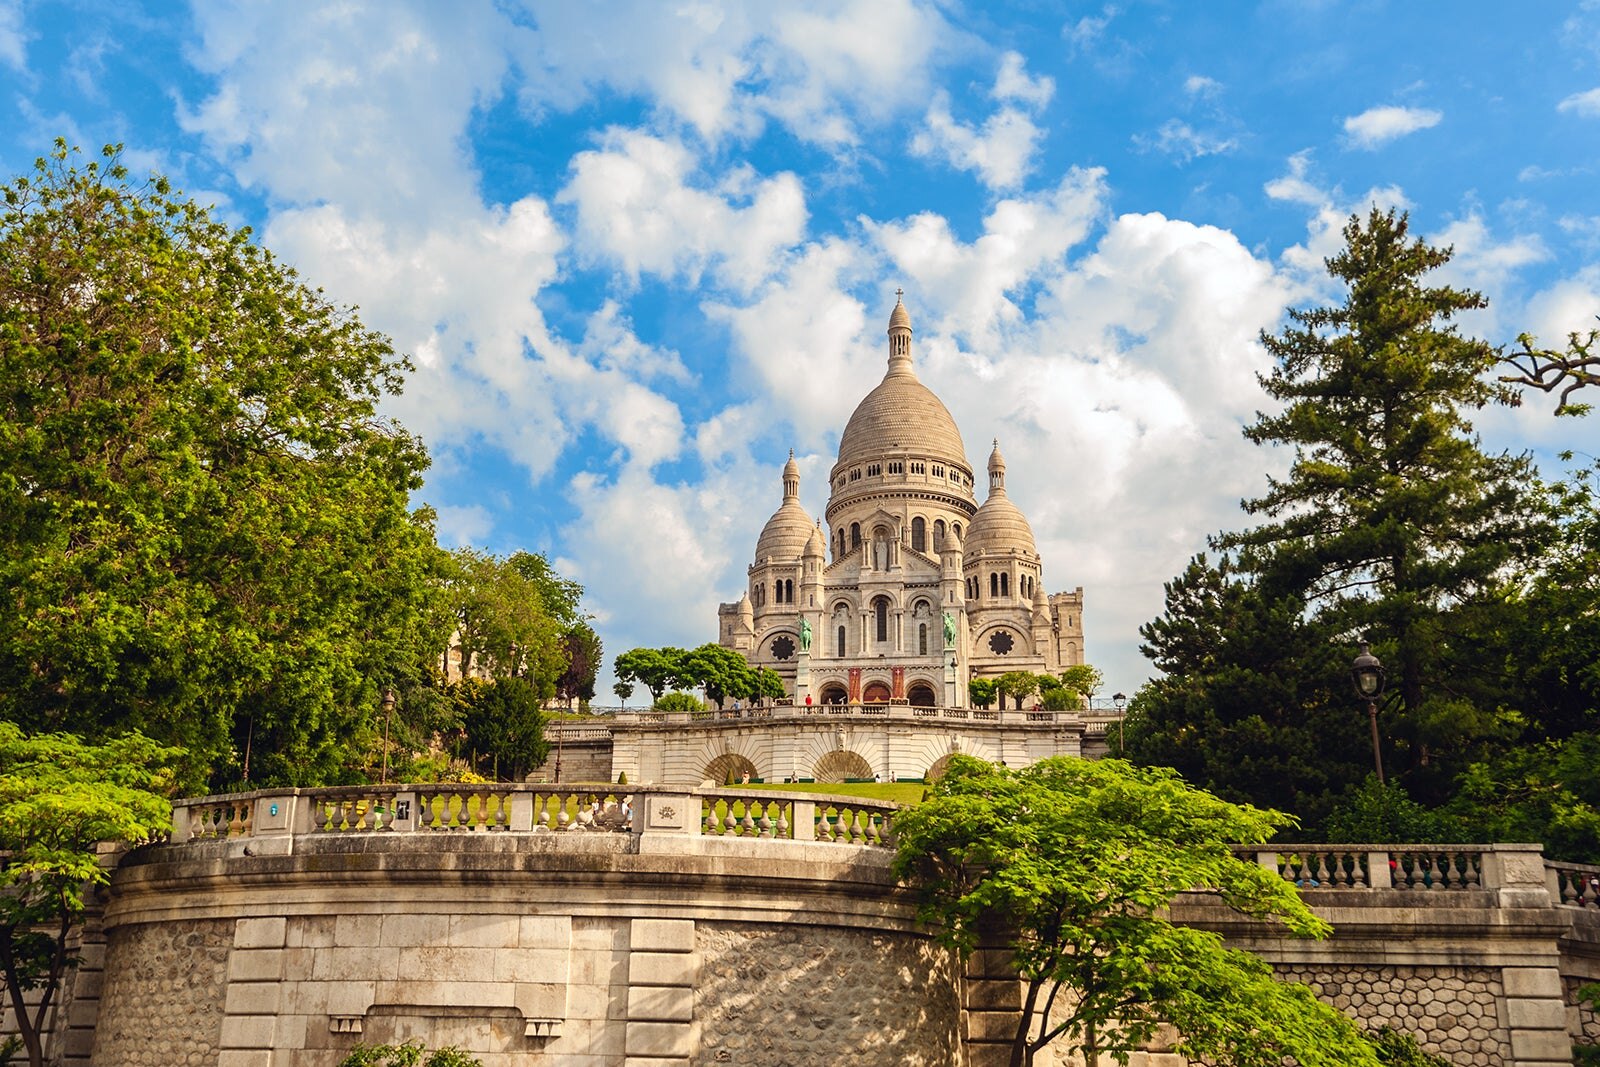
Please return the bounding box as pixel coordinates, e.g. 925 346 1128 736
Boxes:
446 548 565 687
506 551 585 630
0 143 446 791
968 678 997 709
1438 736 1600 861
1040 687 1079 711
555 623 602 708
1057 664 1103 702
0 724 179 1067
1369 1027 1451 1066
612 680 635 707
614 647 690 702
681 644 757 709
337 1041 482 1067
654 692 703 714
453 678 549 782
892 756 1382 1067
1324 777 1464 845
994 670 1039 710
1499 325 1600 416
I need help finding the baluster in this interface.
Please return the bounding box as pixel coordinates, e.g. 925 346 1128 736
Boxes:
757 802 772 839
313 800 331 833
775 804 790 839
225 804 243 837
536 795 551 831
815 808 832 842
557 793 571 830
701 800 714 835
1461 853 1481 889
740 801 756 837
1348 851 1367 888
838 809 856 844
724 800 739 836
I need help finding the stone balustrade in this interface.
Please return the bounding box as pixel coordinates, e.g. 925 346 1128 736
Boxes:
570 703 1119 731
168 783 901 851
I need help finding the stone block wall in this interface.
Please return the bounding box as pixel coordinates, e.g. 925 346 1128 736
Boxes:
90 918 231 1066
1278 965 1511 1065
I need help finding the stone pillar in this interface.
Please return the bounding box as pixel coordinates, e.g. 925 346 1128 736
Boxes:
625 918 697 1067
218 917 287 1067
1501 966 1571 1067
794 649 811 705
961 941 1021 1067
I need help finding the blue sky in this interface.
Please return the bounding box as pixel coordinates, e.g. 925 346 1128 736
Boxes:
5 1 1599 697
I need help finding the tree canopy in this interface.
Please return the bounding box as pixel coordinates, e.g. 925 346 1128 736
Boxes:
0 724 179 1067
892 756 1385 1067
0 143 445 791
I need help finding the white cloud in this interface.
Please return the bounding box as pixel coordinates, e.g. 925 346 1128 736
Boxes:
435 505 496 546
1183 74 1221 98
1557 87 1600 118
1063 6 1117 54
1342 104 1442 149
1264 150 1327 207
0 0 26 71
1135 119 1237 162
911 52 1053 191
558 129 807 293
509 0 954 148
1524 266 1600 347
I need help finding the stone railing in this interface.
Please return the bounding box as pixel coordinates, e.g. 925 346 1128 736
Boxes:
169 784 900 850
603 704 1085 728
1547 857 1600 907
1230 844 1568 905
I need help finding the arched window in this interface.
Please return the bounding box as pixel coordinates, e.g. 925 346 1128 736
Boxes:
919 623 928 655
952 522 962 540
837 625 846 658
850 523 861 550
875 597 889 642
835 529 844 558
933 519 945 551
1000 573 1010 597
911 517 926 552
990 573 999 597
785 578 794 602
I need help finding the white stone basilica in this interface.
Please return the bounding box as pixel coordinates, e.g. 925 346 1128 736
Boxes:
717 295 1085 708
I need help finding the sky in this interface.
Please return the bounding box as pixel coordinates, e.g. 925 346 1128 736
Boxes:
4 1 1599 699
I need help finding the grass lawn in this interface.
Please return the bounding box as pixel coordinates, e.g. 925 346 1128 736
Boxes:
738 780 929 807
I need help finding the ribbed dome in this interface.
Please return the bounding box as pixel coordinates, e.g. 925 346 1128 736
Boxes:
755 451 813 562
836 297 967 472
965 439 1037 557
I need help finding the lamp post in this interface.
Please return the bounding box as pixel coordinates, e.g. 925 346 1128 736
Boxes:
1113 692 1127 752
1350 642 1386 785
380 689 396 785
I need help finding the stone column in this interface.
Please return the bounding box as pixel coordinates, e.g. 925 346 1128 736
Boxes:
218 917 287 1067
625 918 697 1067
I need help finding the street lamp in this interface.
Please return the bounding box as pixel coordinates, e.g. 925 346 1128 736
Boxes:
380 689 396 785
1113 692 1127 752
1350 642 1386 785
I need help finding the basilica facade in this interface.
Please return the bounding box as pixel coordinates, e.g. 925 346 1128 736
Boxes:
717 295 1084 707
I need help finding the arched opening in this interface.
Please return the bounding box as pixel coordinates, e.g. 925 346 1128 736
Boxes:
704 752 759 786
990 573 999 597
952 522 962 540
933 518 946 551
911 516 926 552
818 683 849 704
874 596 890 642
835 528 844 559
813 750 874 783
918 623 928 655
925 753 955 782
836 625 846 658
908 682 937 707
1000 572 1009 597
850 523 861 550
862 681 891 704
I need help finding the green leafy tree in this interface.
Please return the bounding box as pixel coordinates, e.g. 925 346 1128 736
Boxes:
454 678 549 782
968 678 997 709
614 648 690 703
0 143 445 791
994 670 1039 710
0 725 178 1067
654 692 703 714
446 549 565 687
612 680 634 709
1057 664 1103 704
507 551 586 629
1499 325 1600 416
892 756 1384 1067
1216 207 1550 793
750 666 787 703
338 1041 482 1067
682 643 765 709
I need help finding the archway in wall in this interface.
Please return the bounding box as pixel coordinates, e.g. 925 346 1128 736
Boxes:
862 681 891 704
818 683 849 704
813 750 874 783
704 753 759 785
907 682 936 707
925 754 954 782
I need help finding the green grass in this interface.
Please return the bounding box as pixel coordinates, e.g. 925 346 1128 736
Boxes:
737 780 929 807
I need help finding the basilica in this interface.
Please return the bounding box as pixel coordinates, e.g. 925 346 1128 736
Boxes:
717 295 1085 707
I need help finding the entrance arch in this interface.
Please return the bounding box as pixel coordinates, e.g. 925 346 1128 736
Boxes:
907 682 937 707
704 753 758 785
862 681 891 704
925 754 954 782
813 750 874 783
818 683 848 704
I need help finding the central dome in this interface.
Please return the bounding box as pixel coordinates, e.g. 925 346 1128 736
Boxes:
834 296 968 474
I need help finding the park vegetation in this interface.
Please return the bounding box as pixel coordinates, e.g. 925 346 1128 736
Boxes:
613 645 785 710
1126 208 1600 860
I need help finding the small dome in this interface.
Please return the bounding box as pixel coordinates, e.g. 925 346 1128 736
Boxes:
805 522 826 557
755 457 813 562
965 438 1036 557
888 292 911 330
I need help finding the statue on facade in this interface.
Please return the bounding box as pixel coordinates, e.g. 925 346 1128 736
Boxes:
942 611 957 646
799 617 812 652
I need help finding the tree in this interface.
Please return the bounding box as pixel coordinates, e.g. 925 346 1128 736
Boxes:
654 692 702 714
0 724 178 1067
750 666 787 703
0 143 444 791
555 624 602 710
968 678 997 709
1057 664 1103 705
612 680 634 709
994 671 1039 710
614 648 690 703
339 1041 482 1067
1499 325 1600 415
454 677 549 782
892 756 1386 1067
446 549 565 686
507 551 586 630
